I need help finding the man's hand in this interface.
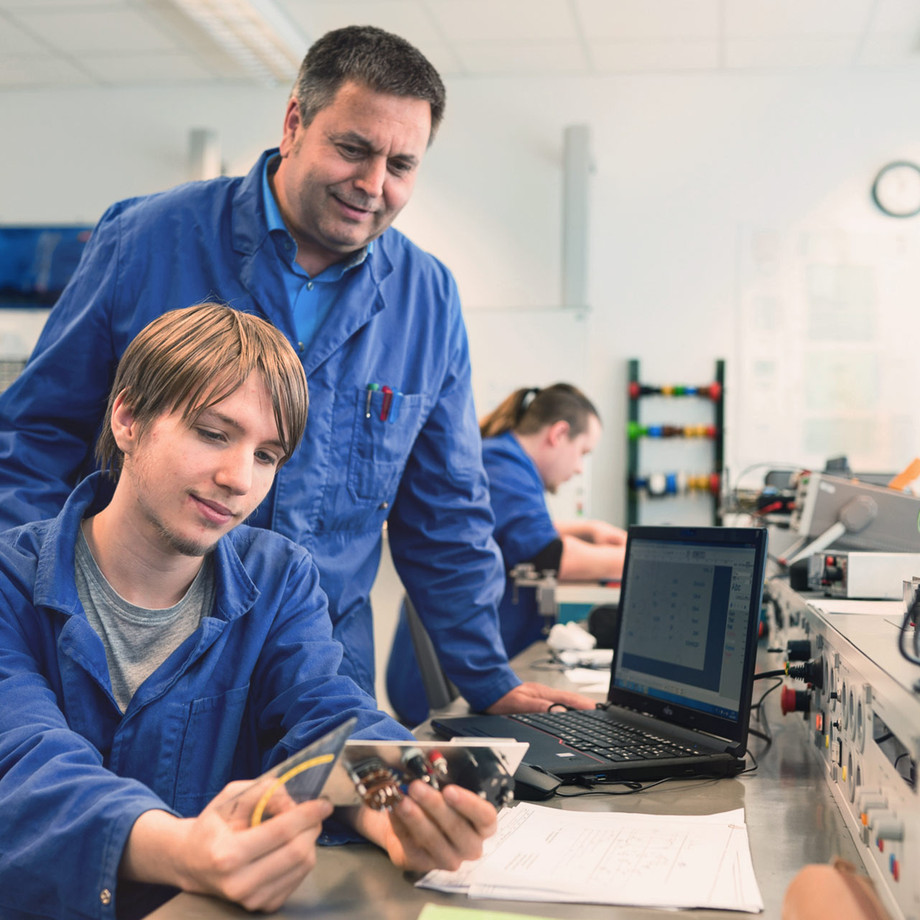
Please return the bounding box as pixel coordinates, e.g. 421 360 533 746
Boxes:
485 681 596 714
351 780 497 873
122 781 334 913
589 521 628 545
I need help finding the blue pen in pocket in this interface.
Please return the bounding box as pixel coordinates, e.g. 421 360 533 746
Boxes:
387 390 403 423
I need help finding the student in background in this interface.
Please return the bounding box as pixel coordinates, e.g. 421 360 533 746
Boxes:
0 304 495 920
387 384 626 726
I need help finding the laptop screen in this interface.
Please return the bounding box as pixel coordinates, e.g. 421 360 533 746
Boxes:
608 526 768 744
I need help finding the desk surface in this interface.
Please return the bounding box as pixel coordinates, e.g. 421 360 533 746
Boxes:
146 643 859 920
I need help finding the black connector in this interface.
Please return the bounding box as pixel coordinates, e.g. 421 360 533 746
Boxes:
786 639 812 661
786 656 824 690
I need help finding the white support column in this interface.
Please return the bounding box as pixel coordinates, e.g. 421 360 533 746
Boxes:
188 128 221 181
562 123 592 310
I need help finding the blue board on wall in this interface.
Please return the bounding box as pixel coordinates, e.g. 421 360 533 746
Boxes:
0 225 93 308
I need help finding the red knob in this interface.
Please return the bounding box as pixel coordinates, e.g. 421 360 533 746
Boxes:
780 685 810 715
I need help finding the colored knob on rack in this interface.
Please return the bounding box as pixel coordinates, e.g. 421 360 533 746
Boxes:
648 472 667 496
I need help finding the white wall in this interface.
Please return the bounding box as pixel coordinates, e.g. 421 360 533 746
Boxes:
3 69 920 527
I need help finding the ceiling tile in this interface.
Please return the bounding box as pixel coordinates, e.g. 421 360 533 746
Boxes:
576 0 720 40
14 8 175 54
725 37 859 70
575 0 719 40
0 52 94 88
590 40 720 73
724 0 874 38
1 0 919 89
427 0 578 43
0 0 129 7
80 52 217 84
276 0 445 48
454 40 586 76
0 17 46 53
868 0 920 33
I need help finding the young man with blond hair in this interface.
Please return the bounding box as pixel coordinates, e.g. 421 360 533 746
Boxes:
0 303 495 920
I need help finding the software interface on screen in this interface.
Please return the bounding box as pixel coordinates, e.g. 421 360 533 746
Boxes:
612 537 758 719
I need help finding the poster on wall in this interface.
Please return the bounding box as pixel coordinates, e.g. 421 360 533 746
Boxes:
0 225 92 309
734 225 920 485
0 225 93 390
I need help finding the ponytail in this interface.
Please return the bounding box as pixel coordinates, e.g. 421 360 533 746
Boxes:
479 383 598 439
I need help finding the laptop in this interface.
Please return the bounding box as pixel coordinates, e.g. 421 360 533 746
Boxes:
432 524 768 785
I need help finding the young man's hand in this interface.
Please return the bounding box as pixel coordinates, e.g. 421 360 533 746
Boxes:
122 781 333 913
351 780 497 873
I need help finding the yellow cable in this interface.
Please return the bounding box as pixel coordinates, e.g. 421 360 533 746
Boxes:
250 753 335 827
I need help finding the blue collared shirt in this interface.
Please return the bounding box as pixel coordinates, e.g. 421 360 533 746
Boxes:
261 155 370 354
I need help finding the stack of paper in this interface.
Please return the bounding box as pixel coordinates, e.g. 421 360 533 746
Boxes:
418 803 763 913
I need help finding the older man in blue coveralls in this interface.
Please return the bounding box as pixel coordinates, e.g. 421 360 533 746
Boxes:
0 25 591 719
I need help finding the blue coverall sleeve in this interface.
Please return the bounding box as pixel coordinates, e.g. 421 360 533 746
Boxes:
385 290 521 713
484 445 559 568
248 550 412 762
0 585 169 920
246 551 413 848
0 205 129 529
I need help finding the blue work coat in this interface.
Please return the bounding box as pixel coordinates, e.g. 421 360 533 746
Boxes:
388 432 558 724
0 473 409 920
0 149 513 711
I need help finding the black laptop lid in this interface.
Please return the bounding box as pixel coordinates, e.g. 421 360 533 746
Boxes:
606 525 768 750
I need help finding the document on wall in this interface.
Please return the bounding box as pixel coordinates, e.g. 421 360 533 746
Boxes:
417 802 763 913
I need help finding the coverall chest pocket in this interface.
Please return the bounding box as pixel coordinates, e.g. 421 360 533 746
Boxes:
173 684 250 815
347 386 425 504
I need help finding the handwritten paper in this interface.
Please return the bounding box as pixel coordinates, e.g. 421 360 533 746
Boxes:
418 803 763 913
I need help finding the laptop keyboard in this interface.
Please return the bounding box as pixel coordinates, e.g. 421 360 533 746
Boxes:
510 710 704 762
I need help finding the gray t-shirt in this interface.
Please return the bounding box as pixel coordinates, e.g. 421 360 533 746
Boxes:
75 528 215 712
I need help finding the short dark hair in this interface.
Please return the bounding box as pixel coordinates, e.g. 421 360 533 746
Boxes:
96 303 308 477
292 25 446 143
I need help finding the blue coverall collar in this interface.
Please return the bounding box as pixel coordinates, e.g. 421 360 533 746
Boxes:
231 149 396 376
33 472 260 623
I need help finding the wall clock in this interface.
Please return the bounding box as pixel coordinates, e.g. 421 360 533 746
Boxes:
871 161 920 218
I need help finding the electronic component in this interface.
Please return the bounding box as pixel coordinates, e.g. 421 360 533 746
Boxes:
767 580 920 920
783 473 920 567
808 552 920 600
324 739 527 812
346 756 404 810
218 717 355 826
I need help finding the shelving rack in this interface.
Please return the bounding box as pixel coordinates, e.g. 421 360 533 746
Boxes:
626 358 725 526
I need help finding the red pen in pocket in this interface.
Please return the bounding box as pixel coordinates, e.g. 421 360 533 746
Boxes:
380 385 393 422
